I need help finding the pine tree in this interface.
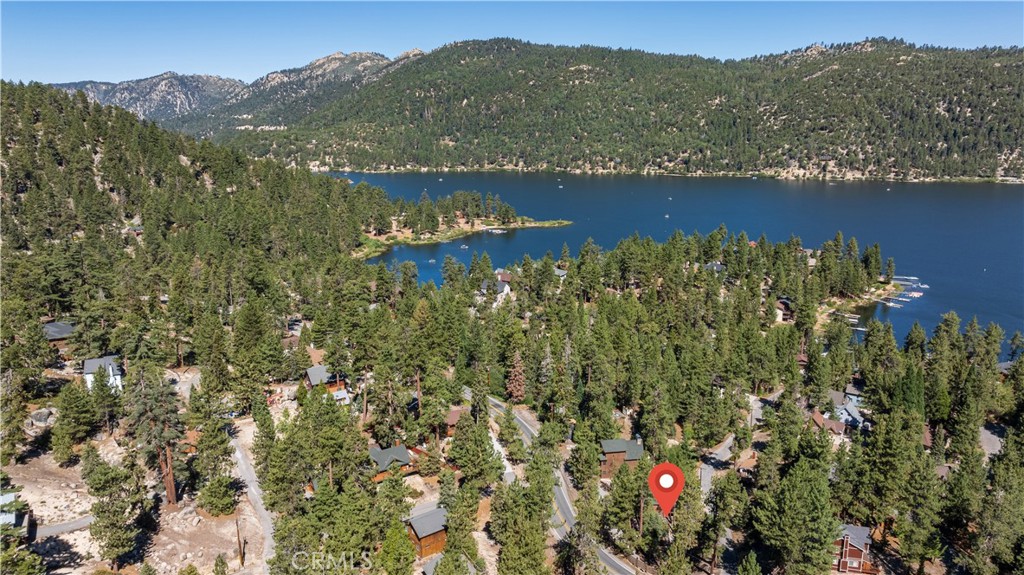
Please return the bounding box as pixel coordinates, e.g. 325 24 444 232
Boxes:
505 350 526 404
121 365 183 505
439 468 458 510
603 463 640 555
55 380 97 443
558 479 603 575
965 431 1024 575
50 423 76 465
662 475 704 574
895 447 943 574
498 407 527 464
418 441 443 477
448 411 501 488
753 458 839 575
566 421 600 488
378 520 415 575
194 416 233 484
944 447 986 540
496 487 550 575
198 473 237 516
213 554 228 575
0 371 28 464
90 366 120 435
739 551 763 575
86 455 150 571
250 391 276 476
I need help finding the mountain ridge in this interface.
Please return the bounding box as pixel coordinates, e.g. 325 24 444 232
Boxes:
54 38 1024 181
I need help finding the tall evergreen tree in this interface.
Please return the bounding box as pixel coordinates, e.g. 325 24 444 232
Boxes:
121 365 184 505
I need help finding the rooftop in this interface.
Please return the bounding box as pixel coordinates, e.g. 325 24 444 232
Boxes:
306 365 341 387
408 506 447 538
83 355 123 376
43 321 75 341
840 524 872 551
599 439 644 461
446 405 470 426
369 444 411 473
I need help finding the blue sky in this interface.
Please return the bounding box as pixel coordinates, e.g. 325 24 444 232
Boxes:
3 2 1022 83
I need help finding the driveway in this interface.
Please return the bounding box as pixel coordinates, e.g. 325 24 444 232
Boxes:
231 434 274 574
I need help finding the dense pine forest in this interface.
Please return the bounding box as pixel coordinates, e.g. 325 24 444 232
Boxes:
1 84 1022 575
223 38 1024 181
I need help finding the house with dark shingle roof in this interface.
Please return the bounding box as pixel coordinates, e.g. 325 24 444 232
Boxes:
83 355 123 391
407 507 447 558
43 321 75 359
305 365 344 391
369 443 416 482
599 439 643 479
43 321 74 343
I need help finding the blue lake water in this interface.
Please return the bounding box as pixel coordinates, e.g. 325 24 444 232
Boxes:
347 172 1024 344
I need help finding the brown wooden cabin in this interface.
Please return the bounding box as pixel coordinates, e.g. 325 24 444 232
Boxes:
446 406 471 437
407 507 447 558
599 439 643 480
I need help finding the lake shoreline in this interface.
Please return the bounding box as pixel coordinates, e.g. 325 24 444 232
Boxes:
352 217 572 260
332 167 1022 185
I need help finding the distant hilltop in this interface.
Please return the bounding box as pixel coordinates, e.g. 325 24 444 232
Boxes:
55 38 1024 181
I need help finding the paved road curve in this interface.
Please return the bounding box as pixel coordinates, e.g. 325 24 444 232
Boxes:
485 395 637 575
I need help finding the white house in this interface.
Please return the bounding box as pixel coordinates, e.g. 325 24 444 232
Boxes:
83 355 124 391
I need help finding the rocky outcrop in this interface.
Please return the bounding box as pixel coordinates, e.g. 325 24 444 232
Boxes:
55 72 245 121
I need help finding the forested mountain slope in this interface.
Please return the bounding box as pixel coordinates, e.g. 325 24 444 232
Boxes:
162 51 424 138
0 81 489 338
227 38 1024 180
55 50 424 141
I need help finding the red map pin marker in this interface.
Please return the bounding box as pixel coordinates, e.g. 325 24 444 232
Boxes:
649 462 685 517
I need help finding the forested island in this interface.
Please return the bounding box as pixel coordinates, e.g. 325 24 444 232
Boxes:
2 83 1022 575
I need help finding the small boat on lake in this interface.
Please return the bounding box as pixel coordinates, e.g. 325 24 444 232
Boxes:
489 229 507 234
460 244 469 249
428 259 436 264
664 214 669 218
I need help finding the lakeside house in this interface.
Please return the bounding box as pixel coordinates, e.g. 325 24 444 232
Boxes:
407 507 447 558
599 439 643 479
83 355 124 391
553 267 568 281
703 262 726 274
833 524 879 574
